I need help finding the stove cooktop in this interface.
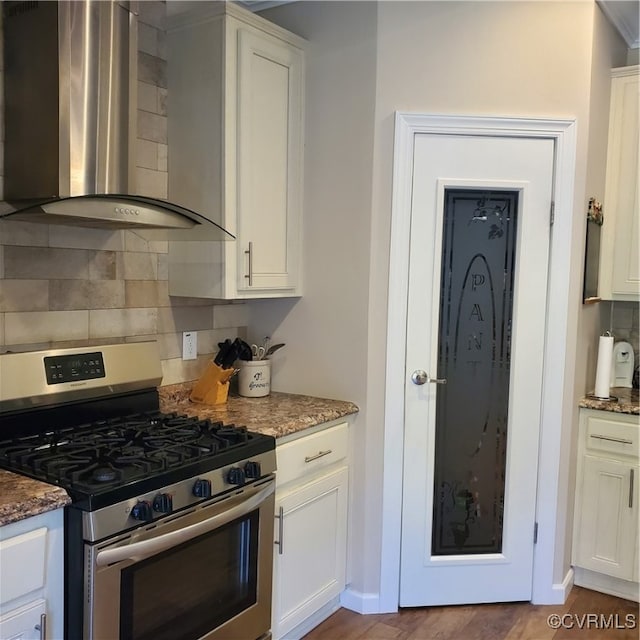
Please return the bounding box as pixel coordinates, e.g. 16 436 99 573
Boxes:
0 411 275 510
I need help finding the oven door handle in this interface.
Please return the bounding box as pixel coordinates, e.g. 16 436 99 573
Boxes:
95 481 275 567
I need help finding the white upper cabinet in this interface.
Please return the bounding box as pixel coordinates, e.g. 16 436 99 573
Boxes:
599 66 639 301
167 3 304 299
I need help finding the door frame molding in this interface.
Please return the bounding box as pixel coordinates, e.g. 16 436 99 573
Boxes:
380 113 577 610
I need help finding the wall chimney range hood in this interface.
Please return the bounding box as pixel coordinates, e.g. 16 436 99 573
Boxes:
1 0 234 241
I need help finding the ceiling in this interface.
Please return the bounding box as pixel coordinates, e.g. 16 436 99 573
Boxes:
598 0 640 48
241 1 640 50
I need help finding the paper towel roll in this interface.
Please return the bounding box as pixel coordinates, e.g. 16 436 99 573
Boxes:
594 335 614 399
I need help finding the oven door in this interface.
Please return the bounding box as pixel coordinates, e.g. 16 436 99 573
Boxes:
86 478 275 640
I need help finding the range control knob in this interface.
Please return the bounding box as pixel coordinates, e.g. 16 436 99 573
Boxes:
244 461 261 479
227 467 245 485
193 478 212 499
153 493 173 513
131 500 153 522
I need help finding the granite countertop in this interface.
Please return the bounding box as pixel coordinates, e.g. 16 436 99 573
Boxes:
579 387 639 415
0 471 71 528
0 385 358 527
159 383 359 439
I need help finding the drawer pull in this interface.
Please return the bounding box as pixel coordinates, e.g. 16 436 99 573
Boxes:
590 434 633 445
274 506 284 555
305 449 332 463
630 469 635 509
35 613 47 640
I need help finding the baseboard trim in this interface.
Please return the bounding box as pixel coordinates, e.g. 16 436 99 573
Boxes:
274 597 342 640
574 567 639 603
340 588 381 614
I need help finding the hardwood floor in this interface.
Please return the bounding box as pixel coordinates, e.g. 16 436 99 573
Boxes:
303 587 639 640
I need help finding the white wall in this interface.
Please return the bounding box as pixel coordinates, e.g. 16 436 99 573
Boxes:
255 0 627 606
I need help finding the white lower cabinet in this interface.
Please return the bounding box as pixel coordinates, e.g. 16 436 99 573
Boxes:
573 409 639 600
0 509 64 640
272 423 349 640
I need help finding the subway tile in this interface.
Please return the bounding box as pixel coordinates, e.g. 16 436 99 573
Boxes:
89 251 118 280
161 354 210 386
123 231 169 254
137 110 167 144
1 341 52 353
90 281 126 309
198 328 236 355
157 29 167 60
213 303 249 329
136 168 168 199
157 306 213 333
4 246 89 279
125 280 171 308
0 245 4 278
119 251 158 280
612 304 634 331
0 220 49 246
157 254 168 280
157 143 168 171
48 226 124 251
155 331 182 360
137 1 165 30
138 22 159 57
0 280 49 312
138 81 158 114
5 310 89 344
89 308 158 339
137 139 159 170
49 280 125 310
158 88 168 117
0 313 4 346
138 52 167 89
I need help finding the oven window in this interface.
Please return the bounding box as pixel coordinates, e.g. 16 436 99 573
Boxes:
120 511 259 640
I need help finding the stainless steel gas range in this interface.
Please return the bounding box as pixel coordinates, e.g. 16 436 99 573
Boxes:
0 342 276 640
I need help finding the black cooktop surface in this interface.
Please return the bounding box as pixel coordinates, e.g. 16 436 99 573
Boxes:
0 411 275 510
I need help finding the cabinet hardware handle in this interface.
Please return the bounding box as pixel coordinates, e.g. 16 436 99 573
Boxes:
630 469 635 509
274 506 284 555
244 241 253 286
305 449 332 463
590 434 633 445
35 613 47 640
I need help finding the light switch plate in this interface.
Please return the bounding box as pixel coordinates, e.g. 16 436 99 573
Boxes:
182 331 197 360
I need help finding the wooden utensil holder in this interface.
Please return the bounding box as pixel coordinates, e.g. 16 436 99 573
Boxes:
190 362 234 405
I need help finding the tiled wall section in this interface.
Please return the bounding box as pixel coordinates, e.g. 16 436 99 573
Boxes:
604 301 640 358
0 2 246 385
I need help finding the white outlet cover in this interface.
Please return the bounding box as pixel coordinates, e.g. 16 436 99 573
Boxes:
182 332 197 360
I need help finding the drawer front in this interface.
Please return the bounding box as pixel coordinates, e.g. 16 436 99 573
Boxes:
0 527 47 605
276 422 348 487
585 412 639 459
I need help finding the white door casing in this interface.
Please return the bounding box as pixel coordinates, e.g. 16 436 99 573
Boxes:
400 134 554 605
377 114 577 613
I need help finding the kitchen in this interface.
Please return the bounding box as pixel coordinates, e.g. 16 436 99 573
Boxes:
0 1 638 639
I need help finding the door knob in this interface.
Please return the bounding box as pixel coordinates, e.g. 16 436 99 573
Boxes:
411 370 428 385
411 370 447 385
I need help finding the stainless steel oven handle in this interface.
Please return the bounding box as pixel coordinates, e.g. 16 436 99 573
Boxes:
95 481 275 567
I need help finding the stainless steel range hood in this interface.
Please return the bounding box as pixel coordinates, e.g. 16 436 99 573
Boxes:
1 0 234 241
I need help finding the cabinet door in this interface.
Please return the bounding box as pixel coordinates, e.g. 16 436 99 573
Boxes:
236 27 303 295
0 600 46 640
574 455 638 580
272 466 348 640
600 68 639 300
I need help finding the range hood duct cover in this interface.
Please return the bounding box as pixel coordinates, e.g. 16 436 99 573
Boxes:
1 0 233 241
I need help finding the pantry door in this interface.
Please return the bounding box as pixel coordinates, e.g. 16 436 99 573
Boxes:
399 133 554 606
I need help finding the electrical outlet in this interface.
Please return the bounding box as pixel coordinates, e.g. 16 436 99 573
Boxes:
182 331 197 360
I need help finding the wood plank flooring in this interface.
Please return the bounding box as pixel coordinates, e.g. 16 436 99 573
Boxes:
303 587 639 640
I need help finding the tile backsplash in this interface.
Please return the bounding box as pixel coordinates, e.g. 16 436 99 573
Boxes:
0 2 245 385
603 300 640 358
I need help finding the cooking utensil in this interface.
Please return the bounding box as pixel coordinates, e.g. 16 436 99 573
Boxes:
265 343 285 357
235 339 254 362
251 344 266 360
